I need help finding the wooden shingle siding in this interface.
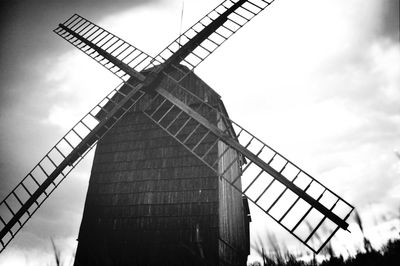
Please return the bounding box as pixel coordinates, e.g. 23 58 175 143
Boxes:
91 202 219 217
88 177 218 193
91 166 216 183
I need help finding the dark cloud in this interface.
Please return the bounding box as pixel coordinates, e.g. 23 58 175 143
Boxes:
0 0 160 109
380 0 400 41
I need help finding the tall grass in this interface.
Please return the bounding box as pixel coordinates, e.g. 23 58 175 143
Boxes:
353 208 373 253
249 207 400 266
50 238 61 266
249 238 400 266
49 238 75 266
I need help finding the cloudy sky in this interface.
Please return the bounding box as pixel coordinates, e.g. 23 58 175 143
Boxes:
0 0 399 265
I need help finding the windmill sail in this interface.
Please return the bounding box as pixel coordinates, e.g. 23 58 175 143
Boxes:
142 76 354 253
54 14 158 83
55 0 276 85
153 0 275 76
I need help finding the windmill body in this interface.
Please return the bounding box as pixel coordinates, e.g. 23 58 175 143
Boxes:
74 68 250 265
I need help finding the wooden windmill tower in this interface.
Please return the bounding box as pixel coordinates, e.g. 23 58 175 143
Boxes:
0 0 354 265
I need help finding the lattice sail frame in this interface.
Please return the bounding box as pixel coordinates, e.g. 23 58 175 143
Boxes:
0 0 353 254
54 0 275 83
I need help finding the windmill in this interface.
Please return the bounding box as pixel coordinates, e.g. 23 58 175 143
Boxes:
0 0 354 265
